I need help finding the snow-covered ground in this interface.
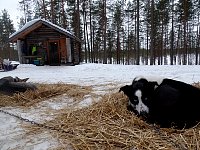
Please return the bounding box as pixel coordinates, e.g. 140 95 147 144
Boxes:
0 63 200 150
1 63 200 85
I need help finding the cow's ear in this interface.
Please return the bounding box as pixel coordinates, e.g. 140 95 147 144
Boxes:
119 85 127 92
119 85 131 93
146 81 158 90
132 78 149 89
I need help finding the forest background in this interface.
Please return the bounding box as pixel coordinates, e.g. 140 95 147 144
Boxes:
0 0 199 65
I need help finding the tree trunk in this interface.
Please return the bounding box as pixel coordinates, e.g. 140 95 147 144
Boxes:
170 0 174 65
82 2 87 63
42 0 47 20
89 0 93 63
150 0 155 65
196 16 200 65
61 0 67 29
117 31 120 64
103 0 107 64
76 0 80 39
136 0 140 65
51 0 55 24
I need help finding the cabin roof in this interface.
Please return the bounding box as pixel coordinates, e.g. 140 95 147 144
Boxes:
9 18 81 42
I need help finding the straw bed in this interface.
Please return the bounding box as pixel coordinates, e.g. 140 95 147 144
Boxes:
27 91 200 150
0 83 92 107
47 93 200 150
1 83 200 149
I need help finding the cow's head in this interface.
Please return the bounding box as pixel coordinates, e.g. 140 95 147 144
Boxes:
120 77 158 117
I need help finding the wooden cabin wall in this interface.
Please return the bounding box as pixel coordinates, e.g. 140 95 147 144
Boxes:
60 37 67 63
25 25 67 64
17 24 81 65
26 25 64 41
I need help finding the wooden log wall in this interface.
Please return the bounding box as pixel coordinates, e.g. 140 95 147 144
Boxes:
20 24 81 65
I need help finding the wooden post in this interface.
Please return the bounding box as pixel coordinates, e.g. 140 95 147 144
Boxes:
66 38 72 62
17 40 22 63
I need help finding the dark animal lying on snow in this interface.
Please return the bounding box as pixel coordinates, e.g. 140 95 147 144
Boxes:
0 76 37 95
120 76 200 129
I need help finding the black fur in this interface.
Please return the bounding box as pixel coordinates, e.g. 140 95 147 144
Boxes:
120 77 200 129
0 76 37 95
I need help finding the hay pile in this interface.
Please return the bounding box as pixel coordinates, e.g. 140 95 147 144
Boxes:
0 83 92 107
1 83 200 149
27 91 200 150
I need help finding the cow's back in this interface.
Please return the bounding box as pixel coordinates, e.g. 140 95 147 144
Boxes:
149 80 200 128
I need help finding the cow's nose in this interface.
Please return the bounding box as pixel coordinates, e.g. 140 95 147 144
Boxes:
140 111 148 117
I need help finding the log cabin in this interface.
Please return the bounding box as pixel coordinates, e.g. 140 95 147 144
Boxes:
9 18 81 66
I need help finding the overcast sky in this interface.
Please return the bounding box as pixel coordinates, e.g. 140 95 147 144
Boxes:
0 0 21 29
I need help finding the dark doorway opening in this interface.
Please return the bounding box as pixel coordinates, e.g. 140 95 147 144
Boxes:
49 41 60 65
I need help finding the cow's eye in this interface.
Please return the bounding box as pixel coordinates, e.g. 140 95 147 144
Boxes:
142 97 149 105
132 96 139 104
143 97 148 101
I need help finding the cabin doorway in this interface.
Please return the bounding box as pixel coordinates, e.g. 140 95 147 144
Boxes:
49 41 60 65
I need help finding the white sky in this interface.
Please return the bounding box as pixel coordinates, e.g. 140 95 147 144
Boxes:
0 0 21 30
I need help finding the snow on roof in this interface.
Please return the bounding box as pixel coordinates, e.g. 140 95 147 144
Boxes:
9 18 79 41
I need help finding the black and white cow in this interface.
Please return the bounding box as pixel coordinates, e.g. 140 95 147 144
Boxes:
120 76 200 129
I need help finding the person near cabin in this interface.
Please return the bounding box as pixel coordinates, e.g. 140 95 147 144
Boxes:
32 45 37 55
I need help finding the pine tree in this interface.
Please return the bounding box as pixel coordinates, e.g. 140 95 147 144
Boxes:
150 0 155 65
0 9 15 58
0 10 15 47
19 0 34 23
113 0 125 64
156 0 170 65
177 0 193 64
